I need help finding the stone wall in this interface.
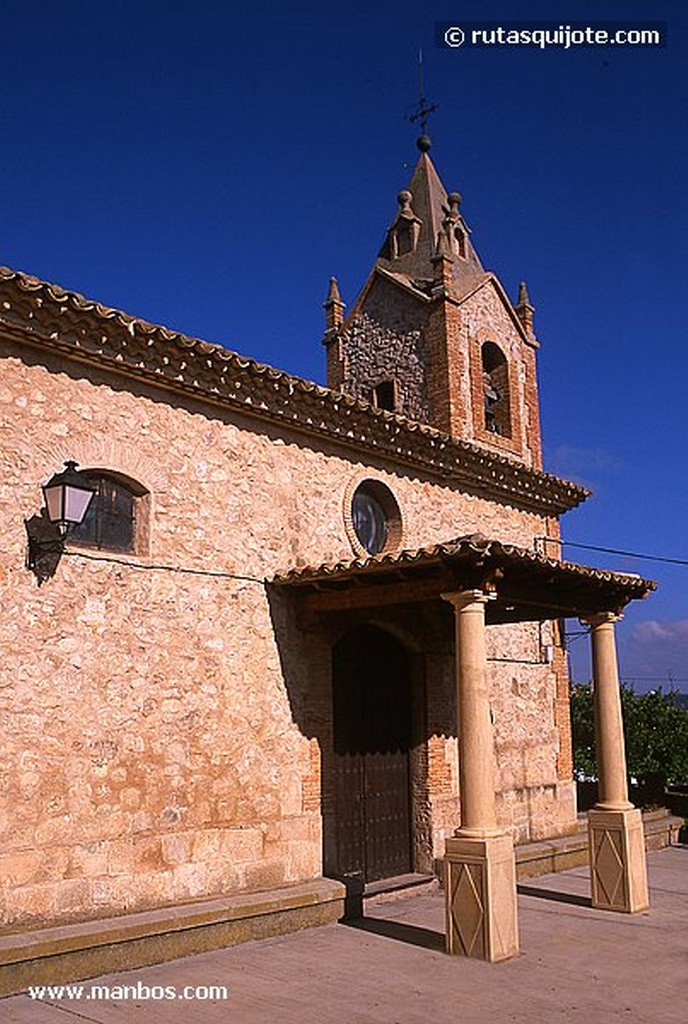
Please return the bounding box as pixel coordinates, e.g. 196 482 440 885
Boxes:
339 276 431 422
342 313 429 422
423 623 576 859
0 336 574 929
488 622 577 843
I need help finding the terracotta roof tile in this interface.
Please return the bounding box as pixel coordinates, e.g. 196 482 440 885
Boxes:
272 533 656 609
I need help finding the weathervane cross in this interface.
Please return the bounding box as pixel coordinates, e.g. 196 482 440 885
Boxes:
409 49 437 138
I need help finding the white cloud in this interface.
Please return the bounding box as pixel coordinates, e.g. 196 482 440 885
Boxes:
632 619 688 644
547 445 623 488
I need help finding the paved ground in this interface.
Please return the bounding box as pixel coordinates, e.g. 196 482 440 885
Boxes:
3 848 686 1024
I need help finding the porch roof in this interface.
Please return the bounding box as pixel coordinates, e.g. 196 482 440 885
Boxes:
271 534 656 622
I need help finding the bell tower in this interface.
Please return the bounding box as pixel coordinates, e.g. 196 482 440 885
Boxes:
323 135 543 470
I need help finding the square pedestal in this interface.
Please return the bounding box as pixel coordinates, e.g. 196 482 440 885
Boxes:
444 833 519 962
588 807 649 913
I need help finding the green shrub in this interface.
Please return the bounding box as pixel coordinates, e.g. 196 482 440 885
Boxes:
570 684 688 790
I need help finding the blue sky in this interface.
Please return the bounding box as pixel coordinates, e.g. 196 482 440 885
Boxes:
2 1 686 689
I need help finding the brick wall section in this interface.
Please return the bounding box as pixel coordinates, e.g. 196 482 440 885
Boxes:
523 342 543 469
301 739 322 814
461 282 539 467
323 331 345 391
552 620 575 781
423 297 469 437
0 336 574 928
425 651 461 858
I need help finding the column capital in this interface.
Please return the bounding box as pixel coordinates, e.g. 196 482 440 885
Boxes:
582 611 624 628
441 589 496 611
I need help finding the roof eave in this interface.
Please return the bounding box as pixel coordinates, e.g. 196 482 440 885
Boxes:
0 265 588 517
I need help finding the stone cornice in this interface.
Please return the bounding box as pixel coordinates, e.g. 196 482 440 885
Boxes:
0 266 588 515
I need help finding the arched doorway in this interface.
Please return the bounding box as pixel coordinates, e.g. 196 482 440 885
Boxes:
331 624 413 882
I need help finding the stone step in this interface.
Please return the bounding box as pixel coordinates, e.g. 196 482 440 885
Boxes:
0 877 345 999
0 810 682 998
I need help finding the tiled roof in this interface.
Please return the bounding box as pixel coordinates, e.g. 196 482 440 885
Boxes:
272 533 656 617
0 265 587 515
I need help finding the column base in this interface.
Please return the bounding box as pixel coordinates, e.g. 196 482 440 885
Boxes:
444 832 519 962
588 807 649 913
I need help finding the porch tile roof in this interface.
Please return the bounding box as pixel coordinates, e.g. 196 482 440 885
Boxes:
272 534 656 620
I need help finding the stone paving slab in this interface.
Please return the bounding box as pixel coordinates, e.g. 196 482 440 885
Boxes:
3 848 686 1024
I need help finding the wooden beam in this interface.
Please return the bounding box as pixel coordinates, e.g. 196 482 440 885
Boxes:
300 572 456 613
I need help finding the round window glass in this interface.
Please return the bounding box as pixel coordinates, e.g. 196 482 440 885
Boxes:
352 488 388 555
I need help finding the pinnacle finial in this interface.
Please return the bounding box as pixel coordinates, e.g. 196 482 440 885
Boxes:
324 276 345 333
515 280 535 335
397 190 414 216
517 280 533 309
446 192 462 220
325 276 343 306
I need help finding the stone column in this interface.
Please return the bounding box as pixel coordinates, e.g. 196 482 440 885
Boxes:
585 613 649 913
441 590 519 962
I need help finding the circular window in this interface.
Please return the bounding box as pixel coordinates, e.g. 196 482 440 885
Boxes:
347 479 402 557
352 488 388 555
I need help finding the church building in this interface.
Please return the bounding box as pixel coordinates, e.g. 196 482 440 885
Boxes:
0 133 654 990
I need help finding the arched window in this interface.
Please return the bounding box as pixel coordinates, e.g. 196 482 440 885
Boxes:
481 342 511 438
395 220 415 256
68 473 145 553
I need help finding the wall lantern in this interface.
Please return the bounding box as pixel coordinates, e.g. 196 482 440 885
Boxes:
42 460 96 535
26 461 96 581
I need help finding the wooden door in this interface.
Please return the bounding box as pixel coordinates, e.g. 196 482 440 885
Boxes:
332 625 412 882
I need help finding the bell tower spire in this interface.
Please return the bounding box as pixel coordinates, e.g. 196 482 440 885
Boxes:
321 96 544 469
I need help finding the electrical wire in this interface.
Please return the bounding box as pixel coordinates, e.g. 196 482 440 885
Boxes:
61 538 687 592
620 676 688 683
561 540 688 568
63 548 265 583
